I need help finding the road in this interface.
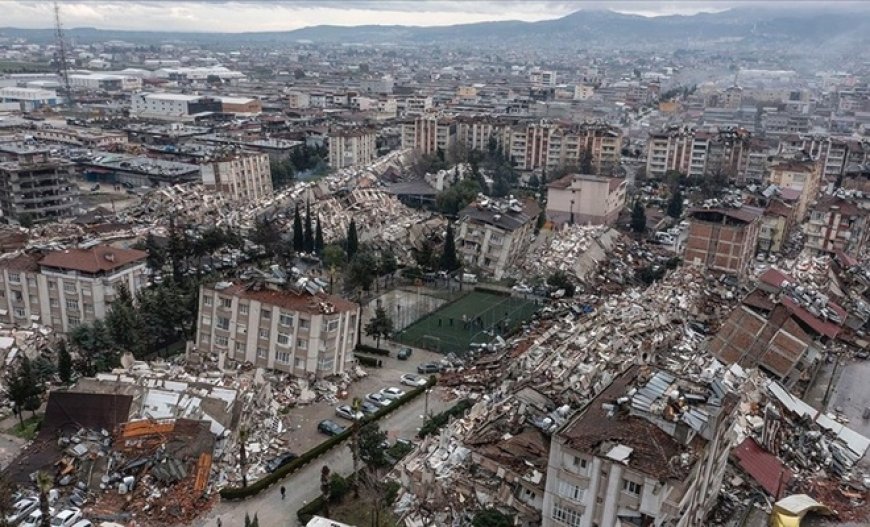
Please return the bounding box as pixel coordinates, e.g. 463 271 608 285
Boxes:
196 388 450 527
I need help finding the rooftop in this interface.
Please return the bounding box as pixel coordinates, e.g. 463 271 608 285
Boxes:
39 245 148 274
460 196 541 232
208 282 358 315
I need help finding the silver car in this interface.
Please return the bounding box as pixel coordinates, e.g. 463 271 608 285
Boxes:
335 404 364 421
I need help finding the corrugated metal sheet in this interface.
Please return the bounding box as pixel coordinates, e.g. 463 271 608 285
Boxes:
732 437 792 496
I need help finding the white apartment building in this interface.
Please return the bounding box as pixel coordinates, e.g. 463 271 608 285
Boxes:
328 128 377 169
131 92 221 120
542 366 739 527
0 245 148 333
196 281 360 376
546 174 627 226
201 152 273 202
457 197 541 280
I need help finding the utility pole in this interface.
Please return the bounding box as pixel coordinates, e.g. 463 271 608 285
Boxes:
53 1 74 107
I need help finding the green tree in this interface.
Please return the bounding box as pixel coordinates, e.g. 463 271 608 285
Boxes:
322 244 347 268
346 219 359 260
630 200 647 234
4 357 41 426
439 224 460 272
667 189 684 219
379 249 398 284
347 251 376 291
436 178 480 215
413 238 438 270
144 233 166 271
472 509 514 527
36 471 53 527
68 319 115 375
57 340 72 385
349 397 363 498
104 284 146 358
320 465 332 518
292 206 304 252
314 216 324 255
304 201 314 253
364 306 393 348
358 423 389 468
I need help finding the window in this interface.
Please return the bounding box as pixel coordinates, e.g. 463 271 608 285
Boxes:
558 480 585 502
294 357 305 369
622 479 642 496
221 297 232 308
235 342 246 353
81 286 91 297
277 333 290 345
203 295 213 306
317 356 334 370
50 299 59 308
239 304 249 315
84 303 94 315
8 273 20 283
66 299 79 311
201 315 212 326
12 291 22 303
64 282 76 294
275 350 290 363
216 317 230 331
279 313 294 327
256 347 267 359
552 504 582 527
296 339 307 349
299 319 309 330
261 308 271 319
572 456 588 470
48 281 56 290
14 308 26 318
327 319 339 332
67 315 81 327
200 333 210 344
258 328 270 339
215 335 229 347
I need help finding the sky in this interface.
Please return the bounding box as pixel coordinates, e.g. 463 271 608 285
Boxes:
1 1 865 33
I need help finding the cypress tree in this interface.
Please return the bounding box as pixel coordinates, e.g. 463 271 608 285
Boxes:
439 224 460 272
314 216 324 255
292 206 304 252
346 220 359 259
304 200 314 252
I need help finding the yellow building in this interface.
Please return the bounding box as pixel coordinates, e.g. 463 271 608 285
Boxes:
768 157 821 222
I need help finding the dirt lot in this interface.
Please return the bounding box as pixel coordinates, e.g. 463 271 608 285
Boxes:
278 343 447 454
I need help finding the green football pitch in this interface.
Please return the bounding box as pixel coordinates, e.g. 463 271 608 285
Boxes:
393 291 539 354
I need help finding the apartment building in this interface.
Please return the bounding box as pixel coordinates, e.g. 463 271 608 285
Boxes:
805 194 868 257
400 115 456 156
0 245 148 332
506 121 622 174
195 280 360 376
684 205 763 281
131 92 222 120
200 151 273 202
328 128 377 169
768 156 822 222
215 96 262 114
646 126 751 182
546 174 627 226
455 116 500 152
456 197 541 280
542 365 739 527
758 199 796 254
0 144 76 225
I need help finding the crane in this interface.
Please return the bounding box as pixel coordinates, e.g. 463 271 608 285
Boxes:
53 1 73 107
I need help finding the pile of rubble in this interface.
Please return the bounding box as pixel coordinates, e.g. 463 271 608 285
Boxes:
0 326 58 420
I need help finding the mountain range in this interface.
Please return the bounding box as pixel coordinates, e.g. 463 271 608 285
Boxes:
1 8 868 54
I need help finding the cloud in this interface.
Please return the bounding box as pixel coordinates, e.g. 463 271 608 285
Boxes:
3 1 864 33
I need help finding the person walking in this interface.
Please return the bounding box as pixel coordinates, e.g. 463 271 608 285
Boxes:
216 518 222 527
280 486 286 500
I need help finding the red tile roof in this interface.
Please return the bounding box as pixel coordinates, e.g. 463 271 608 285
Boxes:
39 245 147 273
758 268 795 289
732 437 792 497
214 283 358 315
0 252 40 272
780 297 841 339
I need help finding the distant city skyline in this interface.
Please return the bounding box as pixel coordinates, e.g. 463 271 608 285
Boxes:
2 1 867 33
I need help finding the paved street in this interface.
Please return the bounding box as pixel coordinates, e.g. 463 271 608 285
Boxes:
196 387 450 527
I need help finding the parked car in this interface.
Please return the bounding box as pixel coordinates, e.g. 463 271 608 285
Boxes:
417 362 441 374
265 452 298 473
21 510 44 527
400 373 427 387
317 419 346 436
71 521 93 527
512 283 533 294
365 392 392 408
380 387 406 400
6 498 38 525
360 401 380 415
397 347 413 360
50 508 82 527
335 404 364 421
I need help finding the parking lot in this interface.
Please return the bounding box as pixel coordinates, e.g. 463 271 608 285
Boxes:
277 343 449 453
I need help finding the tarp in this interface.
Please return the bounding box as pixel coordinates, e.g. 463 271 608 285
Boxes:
770 494 832 527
